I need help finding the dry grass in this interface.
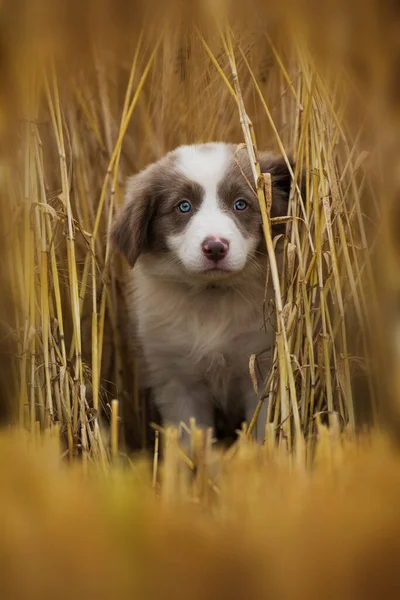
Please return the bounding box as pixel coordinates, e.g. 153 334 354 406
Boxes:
2 0 385 460
0 0 400 595
1 425 400 600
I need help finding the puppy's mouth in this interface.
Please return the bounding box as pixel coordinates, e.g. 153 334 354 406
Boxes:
189 261 244 279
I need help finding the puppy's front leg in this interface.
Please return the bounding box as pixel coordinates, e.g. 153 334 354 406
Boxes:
154 379 214 443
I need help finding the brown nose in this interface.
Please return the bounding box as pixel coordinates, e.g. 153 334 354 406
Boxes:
201 237 229 261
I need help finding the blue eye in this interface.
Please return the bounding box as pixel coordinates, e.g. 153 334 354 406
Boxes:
233 199 248 211
177 200 192 213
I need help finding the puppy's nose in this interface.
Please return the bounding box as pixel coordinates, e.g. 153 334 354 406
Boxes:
201 236 229 261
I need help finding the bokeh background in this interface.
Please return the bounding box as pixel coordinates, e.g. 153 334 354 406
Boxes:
1 1 400 597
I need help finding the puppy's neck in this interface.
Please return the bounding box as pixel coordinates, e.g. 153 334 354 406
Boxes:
135 255 269 299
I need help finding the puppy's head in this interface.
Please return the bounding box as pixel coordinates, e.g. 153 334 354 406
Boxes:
111 143 295 281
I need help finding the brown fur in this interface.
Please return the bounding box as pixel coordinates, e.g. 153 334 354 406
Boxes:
111 143 295 444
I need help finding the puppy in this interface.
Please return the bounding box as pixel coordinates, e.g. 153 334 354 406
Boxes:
111 143 293 444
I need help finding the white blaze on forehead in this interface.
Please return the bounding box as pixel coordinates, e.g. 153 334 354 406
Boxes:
169 143 256 274
175 143 230 202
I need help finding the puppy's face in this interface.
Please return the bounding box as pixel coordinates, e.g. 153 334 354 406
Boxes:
112 143 293 282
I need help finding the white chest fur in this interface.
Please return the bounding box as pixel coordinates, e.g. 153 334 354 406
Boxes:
131 262 275 399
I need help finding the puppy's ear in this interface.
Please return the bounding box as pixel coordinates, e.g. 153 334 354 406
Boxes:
259 153 304 234
259 153 295 217
110 168 158 267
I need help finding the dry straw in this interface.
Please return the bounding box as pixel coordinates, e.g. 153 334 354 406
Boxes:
0 0 389 472
1 1 400 597
0 424 400 600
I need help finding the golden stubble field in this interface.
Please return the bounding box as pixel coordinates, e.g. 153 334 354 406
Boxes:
0 0 400 598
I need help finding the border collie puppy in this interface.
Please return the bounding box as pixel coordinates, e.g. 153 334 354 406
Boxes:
111 143 293 444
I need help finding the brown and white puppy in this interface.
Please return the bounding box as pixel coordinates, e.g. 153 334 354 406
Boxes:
111 143 293 444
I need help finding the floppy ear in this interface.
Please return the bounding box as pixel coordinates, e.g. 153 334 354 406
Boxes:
259 153 304 234
110 168 158 267
259 153 294 216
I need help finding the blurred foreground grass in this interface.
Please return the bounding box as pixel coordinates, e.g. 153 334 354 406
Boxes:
2 426 400 599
